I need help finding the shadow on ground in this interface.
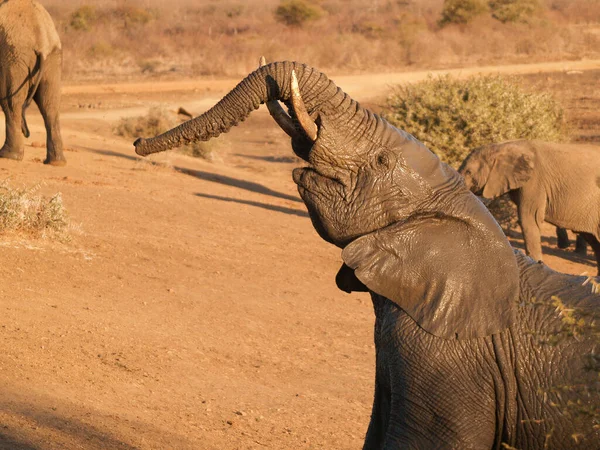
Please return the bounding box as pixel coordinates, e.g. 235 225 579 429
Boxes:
233 153 301 164
0 434 37 450
195 193 308 217
0 398 139 450
84 147 301 203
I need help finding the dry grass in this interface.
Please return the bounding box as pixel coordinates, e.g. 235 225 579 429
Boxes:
115 107 217 161
38 0 600 82
0 180 70 240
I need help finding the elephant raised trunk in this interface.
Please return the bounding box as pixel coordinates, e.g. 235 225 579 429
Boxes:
133 61 364 157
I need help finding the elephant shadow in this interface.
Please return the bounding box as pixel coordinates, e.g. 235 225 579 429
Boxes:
0 434 38 450
195 192 308 217
83 147 302 205
0 398 139 450
232 153 301 164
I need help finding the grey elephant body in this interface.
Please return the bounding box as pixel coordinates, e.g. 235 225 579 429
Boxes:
459 140 600 273
366 253 596 449
133 61 599 448
0 0 66 165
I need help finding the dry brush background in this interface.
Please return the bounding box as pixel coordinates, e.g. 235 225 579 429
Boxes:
42 0 600 81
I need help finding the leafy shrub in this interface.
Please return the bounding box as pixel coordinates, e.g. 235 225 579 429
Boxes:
489 0 540 23
274 0 324 27
112 6 157 27
70 5 98 31
70 5 156 31
0 180 69 239
383 74 566 168
439 0 488 26
115 107 214 161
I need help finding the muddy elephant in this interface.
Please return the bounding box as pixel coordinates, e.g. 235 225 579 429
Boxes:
459 140 600 274
0 0 66 165
134 62 599 449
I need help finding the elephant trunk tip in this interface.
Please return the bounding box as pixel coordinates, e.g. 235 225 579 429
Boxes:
133 137 150 156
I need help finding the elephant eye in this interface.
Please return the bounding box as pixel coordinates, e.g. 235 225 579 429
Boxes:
376 152 390 168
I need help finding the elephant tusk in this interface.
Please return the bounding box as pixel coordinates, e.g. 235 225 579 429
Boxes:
259 57 301 140
290 70 318 142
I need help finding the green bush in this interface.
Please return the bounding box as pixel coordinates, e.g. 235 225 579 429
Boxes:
489 0 540 23
0 180 69 239
112 6 157 27
70 5 98 31
274 0 324 27
439 0 488 26
383 74 566 168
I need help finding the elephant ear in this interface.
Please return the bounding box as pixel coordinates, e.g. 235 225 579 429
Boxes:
341 214 519 340
482 143 535 199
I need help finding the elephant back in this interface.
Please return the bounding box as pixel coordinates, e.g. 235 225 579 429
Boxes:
0 0 61 59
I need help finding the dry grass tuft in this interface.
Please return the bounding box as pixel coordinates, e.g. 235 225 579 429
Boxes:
0 180 70 240
115 107 216 161
114 106 176 139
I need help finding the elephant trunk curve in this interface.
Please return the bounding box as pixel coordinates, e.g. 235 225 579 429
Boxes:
133 61 365 157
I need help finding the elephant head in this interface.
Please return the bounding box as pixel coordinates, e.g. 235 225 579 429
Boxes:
134 61 519 340
458 141 535 199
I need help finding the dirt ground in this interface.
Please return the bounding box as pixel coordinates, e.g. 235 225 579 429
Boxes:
0 61 599 450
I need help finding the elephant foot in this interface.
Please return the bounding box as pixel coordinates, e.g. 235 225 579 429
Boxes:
0 147 24 161
43 156 67 166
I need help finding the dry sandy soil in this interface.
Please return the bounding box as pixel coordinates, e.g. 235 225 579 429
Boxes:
1 60 599 450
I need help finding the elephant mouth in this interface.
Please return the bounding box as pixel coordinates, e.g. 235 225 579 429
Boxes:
293 167 321 197
292 166 345 196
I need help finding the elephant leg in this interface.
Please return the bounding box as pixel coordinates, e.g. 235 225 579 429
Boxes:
580 233 600 276
556 227 570 249
0 88 26 161
575 234 588 256
33 50 66 166
517 201 545 263
363 380 391 450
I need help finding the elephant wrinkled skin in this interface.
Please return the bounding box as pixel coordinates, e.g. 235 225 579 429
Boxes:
134 61 599 449
459 140 600 273
0 0 66 165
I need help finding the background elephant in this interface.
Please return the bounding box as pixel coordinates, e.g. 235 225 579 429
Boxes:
459 140 600 274
134 62 598 448
0 0 66 165
556 226 587 254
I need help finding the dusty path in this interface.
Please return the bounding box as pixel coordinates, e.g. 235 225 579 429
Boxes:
62 58 600 99
0 62 598 449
